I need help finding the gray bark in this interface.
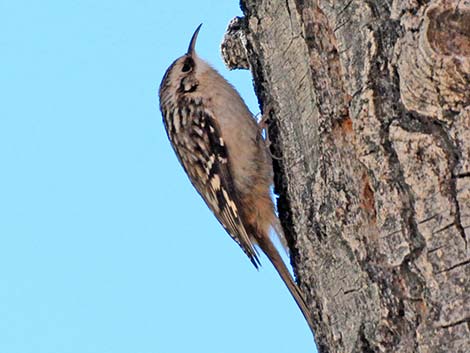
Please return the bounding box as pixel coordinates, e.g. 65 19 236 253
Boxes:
222 1 470 352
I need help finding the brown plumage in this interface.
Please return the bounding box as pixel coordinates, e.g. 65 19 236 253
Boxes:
158 24 315 335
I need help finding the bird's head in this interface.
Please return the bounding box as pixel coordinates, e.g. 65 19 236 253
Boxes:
159 24 206 97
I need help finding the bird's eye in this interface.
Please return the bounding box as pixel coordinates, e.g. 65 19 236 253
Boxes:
182 57 194 73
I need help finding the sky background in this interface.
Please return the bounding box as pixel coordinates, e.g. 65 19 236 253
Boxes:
0 1 317 352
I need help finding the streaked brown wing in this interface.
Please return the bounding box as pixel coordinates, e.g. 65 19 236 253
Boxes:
163 101 260 268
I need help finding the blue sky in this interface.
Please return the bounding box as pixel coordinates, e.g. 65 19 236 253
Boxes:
0 1 317 352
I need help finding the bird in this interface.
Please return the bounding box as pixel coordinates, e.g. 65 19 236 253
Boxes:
158 24 315 335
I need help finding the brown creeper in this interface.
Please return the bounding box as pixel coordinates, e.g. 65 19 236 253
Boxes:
159 24 314 334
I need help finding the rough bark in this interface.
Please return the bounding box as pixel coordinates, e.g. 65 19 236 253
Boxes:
222 1 470 352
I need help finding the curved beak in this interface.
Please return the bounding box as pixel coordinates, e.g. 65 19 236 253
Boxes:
187 23 202 56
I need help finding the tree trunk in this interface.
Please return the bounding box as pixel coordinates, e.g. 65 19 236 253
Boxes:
221 1 470 352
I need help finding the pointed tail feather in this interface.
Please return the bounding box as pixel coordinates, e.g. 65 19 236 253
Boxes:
256 235 316 336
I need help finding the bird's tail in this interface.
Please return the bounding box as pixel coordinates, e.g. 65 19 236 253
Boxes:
256 234 316 336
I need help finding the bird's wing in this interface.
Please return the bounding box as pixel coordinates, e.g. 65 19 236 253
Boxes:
167 102 260 269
